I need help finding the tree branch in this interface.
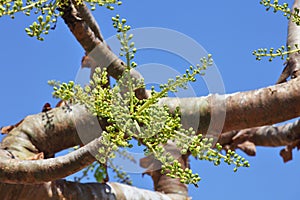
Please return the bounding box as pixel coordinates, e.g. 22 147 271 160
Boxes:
0 104 105 184
160 77 300 134
219 118 300 161
0 134 101 184
73 2 104 42
1 104 91 159
60 2 148 99
0 180 176 200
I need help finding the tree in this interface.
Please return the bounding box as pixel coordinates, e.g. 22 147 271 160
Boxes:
0 0 300 199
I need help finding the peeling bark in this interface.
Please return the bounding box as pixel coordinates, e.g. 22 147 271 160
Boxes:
219 119 300 161
234 120 300 147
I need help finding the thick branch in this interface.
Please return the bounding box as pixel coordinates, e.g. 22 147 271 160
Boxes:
0 134 100 184
160 77 300 134
0 180 174 200
73 2 104 42
220 118 300 147
230 120 300 147
219 119 300 161
1 105 90 159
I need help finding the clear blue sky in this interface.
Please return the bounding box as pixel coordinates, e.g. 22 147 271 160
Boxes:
0 0 299 199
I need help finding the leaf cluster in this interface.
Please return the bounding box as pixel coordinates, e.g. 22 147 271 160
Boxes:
255 1 300 61
260 0 300 25
82 0 122 11
50 16 249 186
253 44 300 61
0 0 121 40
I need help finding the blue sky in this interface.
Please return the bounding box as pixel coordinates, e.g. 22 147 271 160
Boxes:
0 0 299 199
